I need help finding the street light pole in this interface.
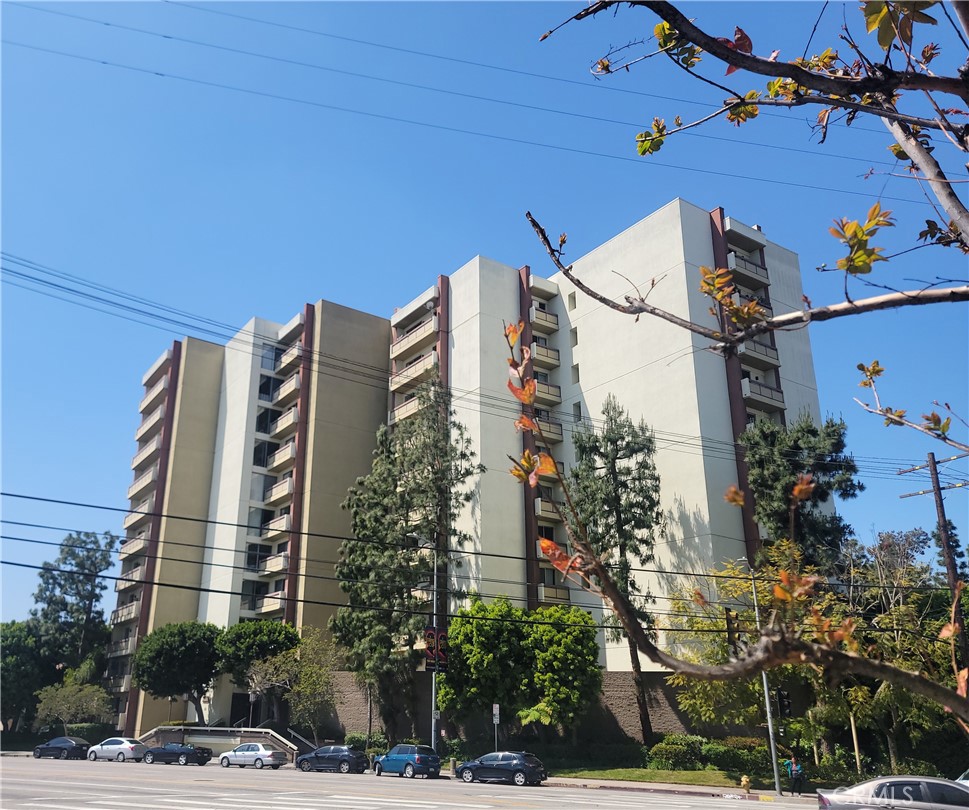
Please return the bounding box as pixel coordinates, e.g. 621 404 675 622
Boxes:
744 558 783 796
430 544 439 752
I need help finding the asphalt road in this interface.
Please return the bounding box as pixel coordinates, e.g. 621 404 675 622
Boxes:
0 758 809 809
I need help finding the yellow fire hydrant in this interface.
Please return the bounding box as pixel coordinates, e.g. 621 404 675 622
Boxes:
740 775 752 794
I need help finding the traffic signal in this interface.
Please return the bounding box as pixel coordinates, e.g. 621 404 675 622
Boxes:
777 689 792 718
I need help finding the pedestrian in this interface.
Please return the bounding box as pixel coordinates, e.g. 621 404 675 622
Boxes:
783 754 806 797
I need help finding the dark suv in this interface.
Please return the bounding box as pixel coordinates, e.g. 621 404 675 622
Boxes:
296 744 368 774
373 744 440 778
456 751 547 786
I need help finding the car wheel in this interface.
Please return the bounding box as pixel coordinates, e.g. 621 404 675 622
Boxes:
513 770 527 787
239 764 246 768
339 760 351 774
220 758 230 768
271 765 280 770
403 763 415 779
299 760 312 772
198 760 208 766
59 750 69 760
461 769 474 783
374 763 383 776
116 753 126 763
33 748 42 759
254 758 264 770
178 754 188 766
144 753 155 764
88 750 98 762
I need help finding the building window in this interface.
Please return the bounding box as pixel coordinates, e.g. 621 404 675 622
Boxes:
573 402 583 422
538 524 555 541
246 543 272 570
258 375 281 403
570 327 578 347
567 292 576 311
535 371 549 384
276 540 289 555
271 578 286 594
571 364 580 384
252 440 280 468
255 407 282 435
534 335 548 347
261 344 284 371
248 508 273 537
540 566 561 586
535 300 548 312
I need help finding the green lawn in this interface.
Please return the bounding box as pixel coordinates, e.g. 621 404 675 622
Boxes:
552 768 771 789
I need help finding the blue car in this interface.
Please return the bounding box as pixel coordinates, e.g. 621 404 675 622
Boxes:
373 744 440 778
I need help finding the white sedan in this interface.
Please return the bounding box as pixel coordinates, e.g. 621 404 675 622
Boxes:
219 743 288 769
87 737 147 763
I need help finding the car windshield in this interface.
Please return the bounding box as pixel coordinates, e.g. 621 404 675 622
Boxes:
524 755 543 767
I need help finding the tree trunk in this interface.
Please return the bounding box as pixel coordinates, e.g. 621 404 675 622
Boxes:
626 634 654 743
849 711 862 774
190 694 207 727
885 729 898 771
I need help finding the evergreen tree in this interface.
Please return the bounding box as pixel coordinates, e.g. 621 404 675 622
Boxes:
569 394 663 742
331 381 482 740
741 415 863 571
934 520 968 583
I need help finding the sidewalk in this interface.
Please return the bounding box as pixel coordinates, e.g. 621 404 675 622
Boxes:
545 775 817 803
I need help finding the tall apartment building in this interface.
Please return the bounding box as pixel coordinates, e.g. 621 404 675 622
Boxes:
107 198 821 735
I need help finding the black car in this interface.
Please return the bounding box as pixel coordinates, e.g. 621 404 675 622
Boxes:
456 751 547 786
33 736 91 760
143 742 213 766
296 744 369 774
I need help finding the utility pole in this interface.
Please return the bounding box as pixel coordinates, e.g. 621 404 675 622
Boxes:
430 543 439 752
899 452 969 666
743 558 783 796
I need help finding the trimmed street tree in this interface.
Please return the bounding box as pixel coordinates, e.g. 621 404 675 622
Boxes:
217 620 300 688
331 381 482 740
31 531 118 669
132 621 222 726
34 680 112 736
570 393 663 742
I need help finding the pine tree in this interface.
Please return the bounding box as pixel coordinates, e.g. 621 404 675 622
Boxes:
569 394 663 743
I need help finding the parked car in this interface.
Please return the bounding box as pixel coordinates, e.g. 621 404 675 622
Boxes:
818 776 969 808
219 743 288 770
32 736 91 760
296 745 368 774
143 742 212 766
958 768 969 784
373 744 440 778
87 737 147 762
456 751 547 786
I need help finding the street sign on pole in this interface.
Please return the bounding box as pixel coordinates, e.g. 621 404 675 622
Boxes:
492 703 499 724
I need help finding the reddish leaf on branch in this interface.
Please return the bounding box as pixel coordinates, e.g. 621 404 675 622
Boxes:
724 484 745 507
508 378 537 405
792 473 815 503
504 320 525 347
515 415 538 433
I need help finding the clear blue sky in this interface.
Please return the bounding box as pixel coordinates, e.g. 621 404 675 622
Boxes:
3 2 967 622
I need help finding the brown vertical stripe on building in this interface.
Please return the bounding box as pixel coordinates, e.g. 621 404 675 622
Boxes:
125 340 181 737
518 265 539 611
709 208 761 561
436 275 450 388
285 304 315 625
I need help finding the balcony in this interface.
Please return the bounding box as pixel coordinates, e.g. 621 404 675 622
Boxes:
270 407 299 439
725 216 768 252
538 583 571 604
115 565 144 591
262 513 292 541
738 339 780 370
106 638 136 658
742 378 786 413
534 416 564 443
391 316 438 360
275 343 303 376
123 499 153 531
127 465 157 501
727 252 769 287
535 498 563 522
139 375 169 415
267 442 297 472
531 307 559 335
537 539 572 560
529 274 559 300
255 594 287 615
258 552 290 578
538 459 565 481
104 673 131 693
119 533 149 560
110 601 141 625
391 285 438 330
389 397 426 425
534 381 562 406
390 352 438 393
273 374 301 408
277 311 304 345
733 291 773 319
142 348 172 388
131 435 162 470
265 477 293 506
134 405 166 443
531 343 560 369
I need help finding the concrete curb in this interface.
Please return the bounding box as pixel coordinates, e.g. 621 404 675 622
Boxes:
545 777 816 803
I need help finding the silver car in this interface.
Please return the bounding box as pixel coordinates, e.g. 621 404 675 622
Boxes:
87 737 147 763
818 776 969 809
218 743 288 770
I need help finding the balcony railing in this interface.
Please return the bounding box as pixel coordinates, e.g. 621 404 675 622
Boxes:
267 442 297 472
119 533 149 560
115 565 144 591
110 601 141 625
139 375 168 414
258 552 290 577
741 378 786 412
531 343 560 369
262 514 292 540
389 397 426 425
535 498 564 522
390 352 438 392
534 381 562 406
131 435 162 470
727 252 769 287
265 478 293 506
273 374 301 408
106 638 136 658
134 405 166 443
538 583 571 604
254 594 287 615
123 498 154 530
127 465 158 501
270 407 299 439
534 417 564 443
391 316 438 360
738 339 780 370
538 459 565 480
275 343 303 375
531 308 559 334
104 673 132 692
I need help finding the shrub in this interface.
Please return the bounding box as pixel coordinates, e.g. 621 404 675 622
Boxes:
892 759 941 777
701 742 746 772
66 723 115 741
647 741 700 770
344 731 387 751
